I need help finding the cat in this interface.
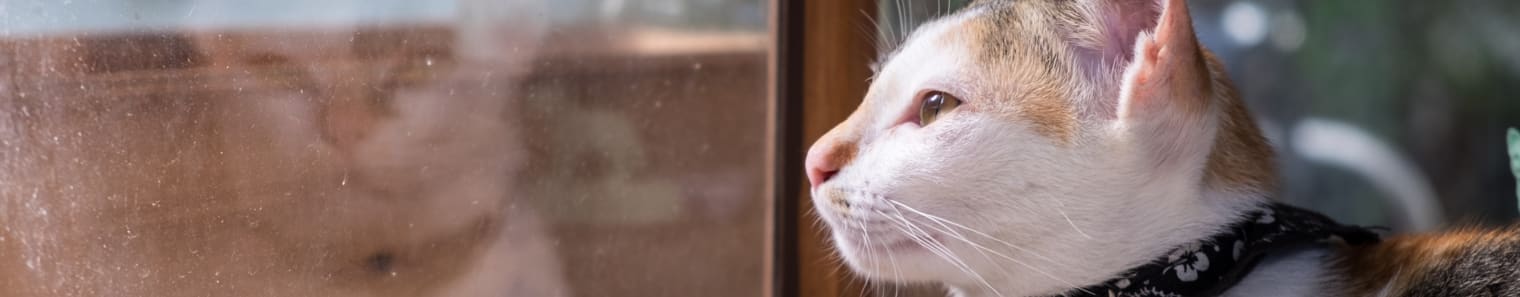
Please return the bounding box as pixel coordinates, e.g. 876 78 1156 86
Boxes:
0 0 567 296
804 0 1520 296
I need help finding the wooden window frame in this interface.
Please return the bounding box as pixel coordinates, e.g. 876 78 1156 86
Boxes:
773 0 878 296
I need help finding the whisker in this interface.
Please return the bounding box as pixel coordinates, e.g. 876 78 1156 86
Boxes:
879 208 1006 297
1054 199 1095 240
858 10 891 54
882 205 1019 297
886 200 1059 264
887 238 902 297
887 203 1083 291
888 203 1020 280
854 215 879 297
905 0 914 37
861 205 905 297
887 0 899 44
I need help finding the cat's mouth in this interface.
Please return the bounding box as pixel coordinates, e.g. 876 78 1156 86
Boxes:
817 188 945 253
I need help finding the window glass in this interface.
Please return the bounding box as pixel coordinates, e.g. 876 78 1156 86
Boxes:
0 0 770 296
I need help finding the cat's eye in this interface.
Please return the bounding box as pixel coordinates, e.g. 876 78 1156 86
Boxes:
918 91 961 126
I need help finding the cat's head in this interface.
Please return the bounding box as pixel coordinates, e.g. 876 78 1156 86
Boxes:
805 0 1273 294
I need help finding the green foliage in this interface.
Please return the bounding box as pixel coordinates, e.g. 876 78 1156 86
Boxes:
1510 128 1520 213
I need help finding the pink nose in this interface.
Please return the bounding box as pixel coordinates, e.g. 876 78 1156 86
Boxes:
805 140 849 188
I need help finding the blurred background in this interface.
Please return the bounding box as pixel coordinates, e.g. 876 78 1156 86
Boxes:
2 0 769 296
1187 0 1520 231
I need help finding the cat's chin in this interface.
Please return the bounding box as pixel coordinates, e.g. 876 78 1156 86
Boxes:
836 232 941 254
832 232 962 283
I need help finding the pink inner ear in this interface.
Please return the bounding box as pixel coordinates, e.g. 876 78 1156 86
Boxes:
1095 0 1162 66
1065 0 1165 118
1122 0 1209 111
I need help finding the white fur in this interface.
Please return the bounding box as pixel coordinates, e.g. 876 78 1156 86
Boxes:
809 8 1267 297
1220 248 1332 297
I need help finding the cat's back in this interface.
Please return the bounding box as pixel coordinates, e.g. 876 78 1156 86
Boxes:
1332 226 1520 296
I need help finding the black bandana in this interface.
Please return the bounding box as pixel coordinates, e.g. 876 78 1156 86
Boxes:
1056 203 1382 297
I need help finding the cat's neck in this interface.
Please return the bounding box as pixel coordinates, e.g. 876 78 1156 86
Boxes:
944 174 1272 297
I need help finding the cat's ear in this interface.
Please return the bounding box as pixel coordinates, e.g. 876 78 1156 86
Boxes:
1065 0 1161 78
1112 0 1218 174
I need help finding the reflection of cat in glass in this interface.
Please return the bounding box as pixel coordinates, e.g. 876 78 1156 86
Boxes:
0 1 564 296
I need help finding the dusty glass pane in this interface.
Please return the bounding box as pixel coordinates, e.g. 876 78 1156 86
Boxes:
0 1 770 296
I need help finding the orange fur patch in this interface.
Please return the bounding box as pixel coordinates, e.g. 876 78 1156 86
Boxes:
964 1 1077 143
827 140 860 172
1333 227 1520 296
961 1 1275 191
1200 51 1277 192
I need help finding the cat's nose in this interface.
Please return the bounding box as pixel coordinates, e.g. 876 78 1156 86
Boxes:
805 140 855 188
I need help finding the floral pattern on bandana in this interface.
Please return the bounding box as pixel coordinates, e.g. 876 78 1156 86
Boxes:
1163 243 1210 282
